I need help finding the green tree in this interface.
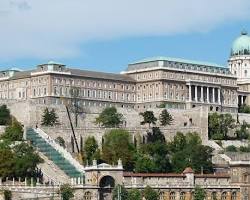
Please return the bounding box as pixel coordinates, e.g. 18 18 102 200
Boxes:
235 121 250 140
194 186 206 200
135 128 171 173
112 185 128 200
146 127 165 143
140 111 157 128
208 113 235 140
13 142 43 178
60 184 74 200
55 136 66 148
41 108 59 126
239 104 250 113
143 186 159 200
0 105 11 125
0 149 15 178
1 119 23 141
102 129 135 171
159 109 173 126
225 145 237 152
95 107 123 128
4 190 12 200
84 136 100 164
127 188 142 200
169 132 213 173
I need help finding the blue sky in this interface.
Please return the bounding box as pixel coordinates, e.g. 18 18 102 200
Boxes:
1 0 250 73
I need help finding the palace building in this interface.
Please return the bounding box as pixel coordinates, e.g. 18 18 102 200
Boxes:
0 31 250 113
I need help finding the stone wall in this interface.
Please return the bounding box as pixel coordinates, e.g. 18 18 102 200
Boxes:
0 100 209 151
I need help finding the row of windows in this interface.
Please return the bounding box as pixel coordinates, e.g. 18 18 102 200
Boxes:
53 87 135 102
53 78 135 91
159 191 237 200
136 71 236 86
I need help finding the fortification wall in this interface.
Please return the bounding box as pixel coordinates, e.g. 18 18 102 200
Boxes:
0 100 209 150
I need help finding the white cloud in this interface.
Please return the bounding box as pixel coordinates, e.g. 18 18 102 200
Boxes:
0 0 250 60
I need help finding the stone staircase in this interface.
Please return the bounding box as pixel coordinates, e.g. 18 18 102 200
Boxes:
26 128 84 182
37 152 70 184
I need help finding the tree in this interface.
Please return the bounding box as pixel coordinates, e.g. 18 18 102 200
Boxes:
135 128 171 173
169 132 213 173
102 129 136 171
128 189 142 200
69 87 85 127
0 105 11 125
146 127 165 143
4 190 12 200
225 145 237 152
1 119 23 141
41 108 59 126
55 136 66 148
159 109 173 126
239 104 250 113
0 149 15 178
59 184 74 200
208 113 235 140
112 185 128 200
84 136 100 164
235 121 250 140
194 186 206 200
13 142 43 178
140 111 157 128
143 186 159 200
95 107 123 128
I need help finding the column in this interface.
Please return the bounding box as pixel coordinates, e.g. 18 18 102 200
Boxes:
212 87 215 103
195 85 198 102
207 87 210 103
218 88 221 104
201 86 204 102
189 85 192 101
241 96 244 105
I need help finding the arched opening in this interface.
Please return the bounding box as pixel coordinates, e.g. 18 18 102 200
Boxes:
99 176 115 200
84 191 92 200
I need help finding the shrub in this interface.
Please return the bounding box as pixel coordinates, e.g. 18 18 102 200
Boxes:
225 145 237 152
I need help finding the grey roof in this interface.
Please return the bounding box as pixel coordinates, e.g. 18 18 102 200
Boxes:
9 70 33 80
69 68 135 82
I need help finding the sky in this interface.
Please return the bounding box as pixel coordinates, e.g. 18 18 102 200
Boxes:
1 0 250 72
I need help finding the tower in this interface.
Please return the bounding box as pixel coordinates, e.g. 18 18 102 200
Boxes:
228 30 250 107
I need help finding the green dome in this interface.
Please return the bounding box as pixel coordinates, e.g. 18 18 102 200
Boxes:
231 30 250 56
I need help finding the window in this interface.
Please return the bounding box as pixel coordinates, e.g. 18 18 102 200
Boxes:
212 192 217 200
170 192 175 200
245 70 248 77
180 192 185 200
54 87 57 95
221 192 227 200
231 192 237 200
84 191 92 200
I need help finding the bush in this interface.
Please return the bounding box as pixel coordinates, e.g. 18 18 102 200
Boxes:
55 136 66 148
4 190 12 200
1 119 23 141
239 146 250 152
59 184 74 200
225 145 237 152
211 133 224 140
0 105 11 125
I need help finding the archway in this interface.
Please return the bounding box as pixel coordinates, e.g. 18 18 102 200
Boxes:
99 176 115 200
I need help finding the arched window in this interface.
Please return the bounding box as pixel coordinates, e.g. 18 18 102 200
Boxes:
212 192 217 200
245 70 248 77
180 192 185 200
170 192 176 200
231 192 237 200
84 191 92 200
221 192 227 200
159 192 165 200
